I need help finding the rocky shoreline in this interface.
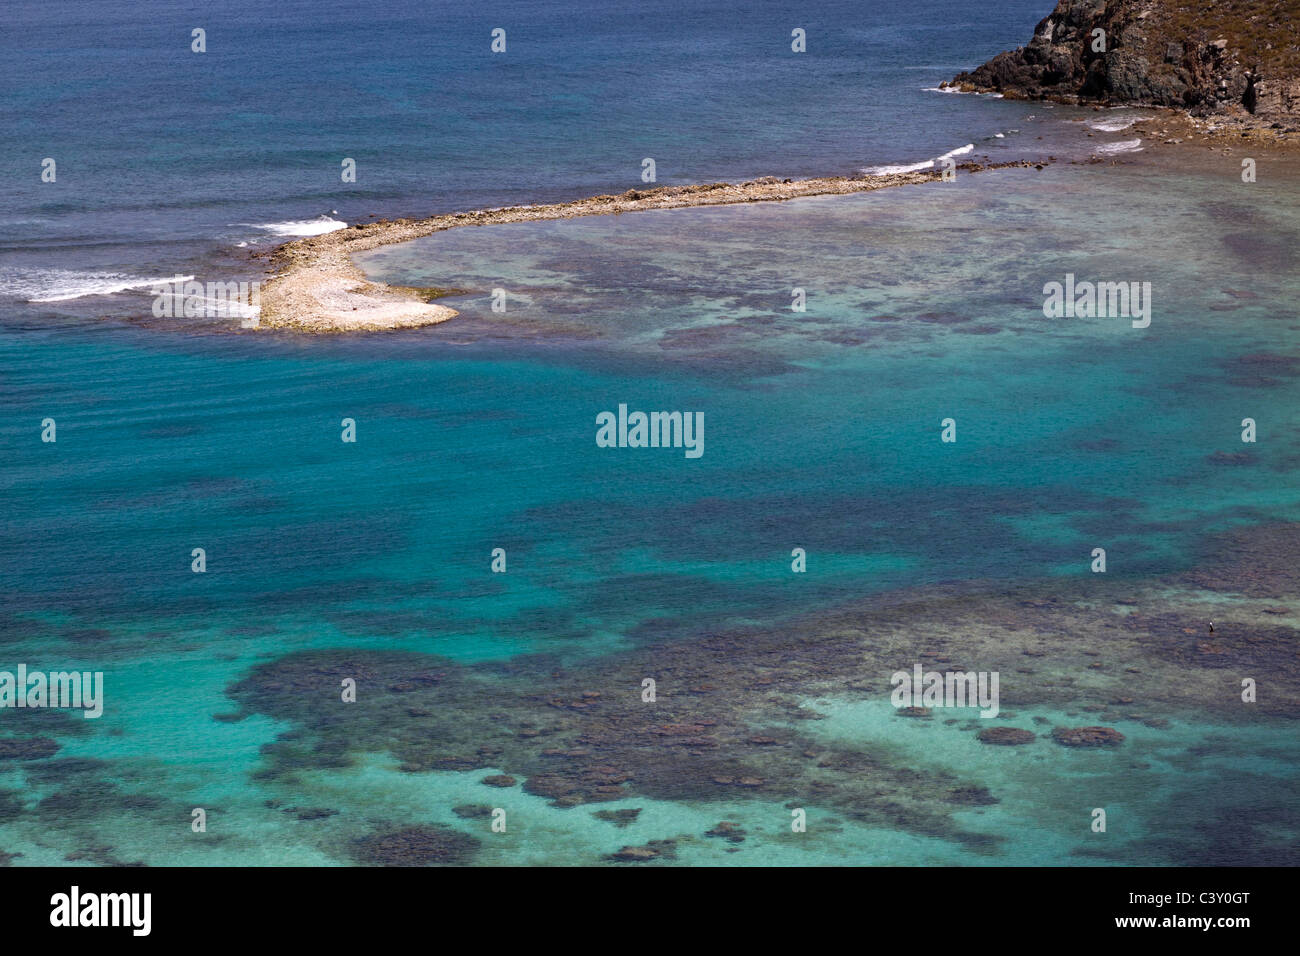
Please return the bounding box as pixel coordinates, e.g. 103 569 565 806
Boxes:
256 161 1044 333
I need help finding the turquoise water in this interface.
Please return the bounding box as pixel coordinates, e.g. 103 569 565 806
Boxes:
3 152 1298 865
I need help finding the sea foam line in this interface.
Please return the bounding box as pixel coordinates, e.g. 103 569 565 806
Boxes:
3 270 199 303
862 143 974 177
1088 116 1148 132
922 86 1003 98
1095 138 1144 155
247 216 348 237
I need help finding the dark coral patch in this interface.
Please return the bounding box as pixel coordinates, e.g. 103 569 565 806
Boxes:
705 821 746 843
0 737 60 761
1206 451 1256 466
1052 726 1125 748
606 839 677 863
977 727 1036 745
351 825 480 866
593 808 641 828
1220 352 1300 388
0 790 26 822
1182 522 1300 600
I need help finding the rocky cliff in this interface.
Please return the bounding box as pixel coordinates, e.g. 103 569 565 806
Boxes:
949 0 1300 120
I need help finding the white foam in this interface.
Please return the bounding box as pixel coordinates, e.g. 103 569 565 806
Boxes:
862 143 975 177
862 159 936 176
1095 138 1144 155
185 294 260 319
1088 116 1147 132
151 288 263 320
922 86 1003 98
249 216 347 237
2 270 197 303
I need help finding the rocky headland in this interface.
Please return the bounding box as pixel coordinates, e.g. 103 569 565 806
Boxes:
949 0 1300 135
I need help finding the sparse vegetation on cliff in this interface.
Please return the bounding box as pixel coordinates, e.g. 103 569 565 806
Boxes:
949 0 1300 121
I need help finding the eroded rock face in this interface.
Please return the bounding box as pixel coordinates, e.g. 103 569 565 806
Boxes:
1252 78 1300 115
949 0 1299 119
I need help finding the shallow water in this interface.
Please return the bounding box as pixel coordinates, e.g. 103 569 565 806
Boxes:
3 147 1298 864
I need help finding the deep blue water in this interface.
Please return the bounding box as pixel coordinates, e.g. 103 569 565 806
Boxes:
1 0 1053 306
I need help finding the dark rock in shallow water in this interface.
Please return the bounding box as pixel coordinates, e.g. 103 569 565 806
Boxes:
896 706 932 718
1052 726 1126 747
0 790 25 822
705 821 747 843
481 774 517 788
0 737 60 761
609 845 658 862
1206 451 1256 466
65 844 145 867
1220 352 1300 389
22 759 108 780
291 807 339 821
352 825 480 866
606 839 677 863
452 804 494 819
948 786 1000 806
593 808 641 828
1182 522 1300 600
977 727 1037 746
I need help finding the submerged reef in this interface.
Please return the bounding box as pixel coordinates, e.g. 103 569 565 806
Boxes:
224 523 1300 864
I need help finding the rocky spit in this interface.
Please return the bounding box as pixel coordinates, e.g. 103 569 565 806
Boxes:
257 161 1044 333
